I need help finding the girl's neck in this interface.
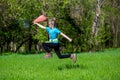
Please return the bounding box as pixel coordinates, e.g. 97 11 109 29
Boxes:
50 26 54 29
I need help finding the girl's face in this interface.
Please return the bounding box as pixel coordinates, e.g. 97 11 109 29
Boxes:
49 20 55 28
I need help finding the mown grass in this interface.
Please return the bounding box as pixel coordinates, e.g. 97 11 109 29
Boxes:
0 48 120 80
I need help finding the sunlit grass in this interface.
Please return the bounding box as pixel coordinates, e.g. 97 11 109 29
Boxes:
0 48 120 80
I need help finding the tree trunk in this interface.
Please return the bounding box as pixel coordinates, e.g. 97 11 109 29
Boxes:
28 35 32 52
9 41 16 52
91 0 101 51
34 40 40 53
15 38 29 53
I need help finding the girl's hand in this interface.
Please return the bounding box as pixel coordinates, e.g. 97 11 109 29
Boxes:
69 38 72 42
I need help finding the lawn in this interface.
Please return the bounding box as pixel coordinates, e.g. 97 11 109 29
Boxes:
0 48 120 80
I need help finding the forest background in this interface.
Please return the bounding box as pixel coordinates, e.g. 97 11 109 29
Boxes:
0 0 120 54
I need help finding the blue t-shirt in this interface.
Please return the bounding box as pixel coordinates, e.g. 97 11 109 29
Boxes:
46 27 61 40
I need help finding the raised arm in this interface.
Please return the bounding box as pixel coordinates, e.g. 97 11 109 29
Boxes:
34 23 46 29
60 32 72 42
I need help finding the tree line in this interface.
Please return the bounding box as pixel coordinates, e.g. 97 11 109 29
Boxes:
0 0 120 54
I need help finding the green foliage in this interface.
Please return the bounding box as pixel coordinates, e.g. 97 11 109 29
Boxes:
0 0 120 53
32 26 48 42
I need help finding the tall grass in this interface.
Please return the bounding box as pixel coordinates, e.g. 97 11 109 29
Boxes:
0 48 120 80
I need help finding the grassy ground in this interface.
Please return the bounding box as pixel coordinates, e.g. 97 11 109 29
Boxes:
0 48 120 80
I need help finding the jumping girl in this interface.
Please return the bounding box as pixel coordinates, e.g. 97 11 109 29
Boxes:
34 18 76 63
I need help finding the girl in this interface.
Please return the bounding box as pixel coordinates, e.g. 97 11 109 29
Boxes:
34 18 76 63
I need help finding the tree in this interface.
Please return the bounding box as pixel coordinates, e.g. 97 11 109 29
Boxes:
0 0 120 54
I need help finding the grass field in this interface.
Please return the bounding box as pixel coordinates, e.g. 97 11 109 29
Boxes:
0 48 120 80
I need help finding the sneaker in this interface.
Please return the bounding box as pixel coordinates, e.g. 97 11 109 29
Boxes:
70 54 77 63
44 53 52 58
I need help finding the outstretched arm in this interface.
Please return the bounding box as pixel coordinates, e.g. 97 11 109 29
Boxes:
34 23 46 29
60 32 72 42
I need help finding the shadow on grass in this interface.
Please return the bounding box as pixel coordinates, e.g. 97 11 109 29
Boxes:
57 64 87 71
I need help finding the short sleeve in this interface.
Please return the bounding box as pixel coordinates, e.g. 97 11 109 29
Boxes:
46 27 50 32
56 28 61 34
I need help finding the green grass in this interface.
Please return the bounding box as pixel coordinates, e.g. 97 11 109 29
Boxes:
0 48 120 80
